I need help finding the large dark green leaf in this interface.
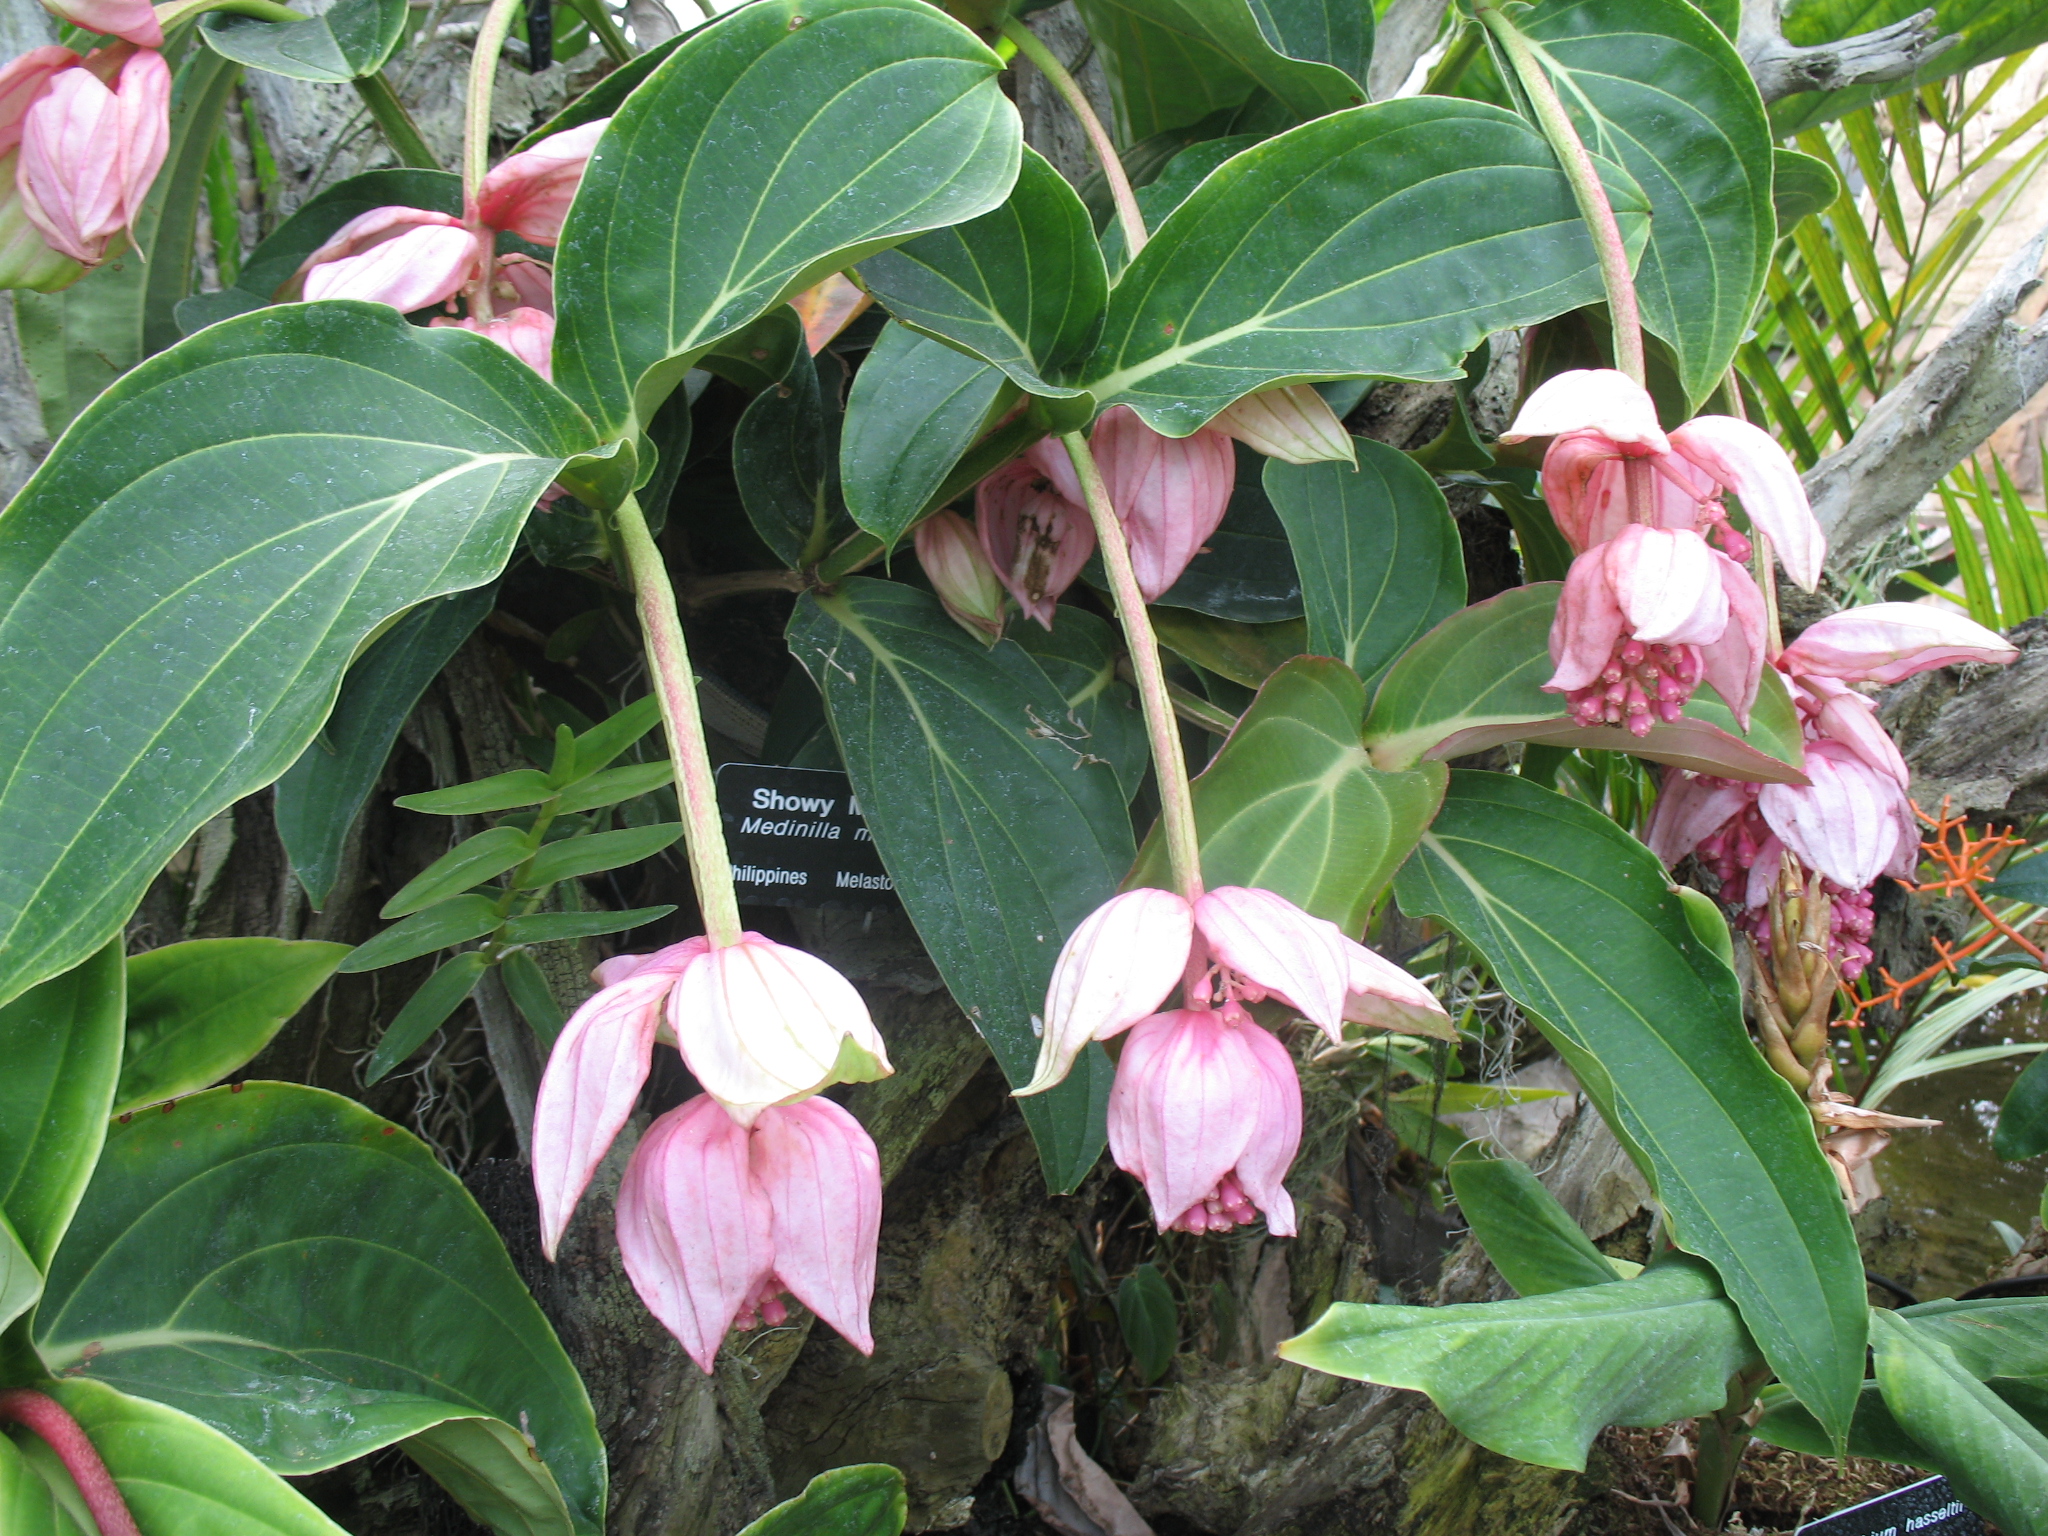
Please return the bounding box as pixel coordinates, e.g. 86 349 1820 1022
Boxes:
1072 0 1260 142
201 0 408 82
1446 1152 1628 1297
839 321 1010 546
737 1464 907 1536
1770 1 2048 136
552 0 1022 438
115 939 351 1115
35 1083 604 1535
1008 608 1150 800
735 349 853 568
1130 658 1447 936
1392 772 1868 1445
0 943 123 1270
786 580 1131 1191
1997 1048 2048 1160
1076 98 1649 435
859 147 1106 397
0 304 599 1010
1504 0 1773 407
1280 1255 1757 1469
1264 437 1463 684
274 585 494 907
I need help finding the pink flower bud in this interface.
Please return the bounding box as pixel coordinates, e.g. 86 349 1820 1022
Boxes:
914 508 1008 641
1210 384 1354 465
1539 432 1712 554
474 117 608 246
1779 603 2017 684
1091 405 1236 601
1192 885 1349 1038
41 0 161 47
16 44 166 266
1499 368 1669 452
976 457 1095 629
1021 886 1193 1097
431 305 554 379
0 148 81 291
292 205 481 312
666 932 891 1124
1667 416 1826 591
1106 1007 1301 1237
749 1096 882 1355
789 271 872 355
0 46 80 158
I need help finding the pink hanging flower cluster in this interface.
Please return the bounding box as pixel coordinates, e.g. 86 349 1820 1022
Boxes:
1499 369 1826 735
289 118 609 380
1023 885 1451 1235
0 27 169 293
531 930 893 1371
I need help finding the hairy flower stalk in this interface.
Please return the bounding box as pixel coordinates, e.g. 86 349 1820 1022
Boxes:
0 1389 141 1536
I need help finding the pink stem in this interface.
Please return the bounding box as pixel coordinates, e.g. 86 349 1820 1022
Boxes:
0 1390 141 1536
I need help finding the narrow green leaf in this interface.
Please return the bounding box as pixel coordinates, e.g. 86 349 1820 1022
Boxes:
382 826 538 919
201 0 408 81
787 580 1131 1191
1264 438 1464 684
1447 1153 1626 1297
341 895 505 974
275 585 493 907
1770 1 2048 136
1392 772 1868 1445
1991 851 2048 906
1872 1308 2048 1536
1077 98 1649 435
1116 1263 1178 1384
501 906 677 944
840 321 1009 547
736 349 853 569
0 943 124 1269
736 1464 907 1536
364 954 490 1082
501 949 570 1051
519 824 683 887
552 0 1022 436
116 939 350 1114
570 695 662 776
859 146 1107 396
1753 1381 1940 1468
396 769 563 816
1133 658 1448 935
552 761 675 814
1280 1255 1758 1470
36 1084 604 1531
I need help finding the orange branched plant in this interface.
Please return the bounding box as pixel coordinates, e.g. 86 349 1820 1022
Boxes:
1849 799 2044 1021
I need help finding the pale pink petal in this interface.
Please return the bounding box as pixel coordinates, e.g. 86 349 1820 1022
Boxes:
45 0 161 46
1759 742 1911 891
16 58 134 263
1020 887 1192 1096
1746 832 1784 911
1094 406 1236 601
1607 525 1728 647
1698 550 1767 726
1542 440 1711 554
0 47 77 158
108 46 165 228
1499 368 1669 451
1339 939 1456 1041
975 459 1095 629
789 271 872 354
1211 384 1353 465
1779 603 2018 684
300 219 479 312
1546 546 1631 694
1643 772 1749 867
1231 1019 1302 1236
590 936 709 990
1193 886 1348 1033
915 508 1007 640
1023 435 1082 506
475 117 607 244
615 1096 774 1373
750 1097 882 1355
491 252 554 313
432 305 554 379
1109 1009 1259 1232
1798 674 1910 788
1668 416 1825 591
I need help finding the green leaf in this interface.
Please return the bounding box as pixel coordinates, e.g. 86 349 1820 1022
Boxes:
22 1380 349 1536
1076 98 1649 435
1998 1049 2048 1160
115 939 349 1114
1132 658 1448 936
1447 1152 1627 1297
553 761 676 814
17 46 243 432
1770 1 2048 136
0 1431 88 1536
1007 607 1150 801
36 1083 604 1533
519 824 683 887
570 695 663 776
1116 1262 1179 1383
341 895 506 974
1072 0 1260 142
1753 1381 1939 1469
736 349 854 568
1100 133 1265 277
396 770 564 816
501 906 677 944
1280 1255 1758 1470
1872 1308 2048 1536
1772 146 1841 235
1991 851 2048 906
382 826 538 920
201 0 408 81
1391 772 1868 1445
552 0 1022 437
275 586 493 907
1264 438 1464 684
1506 0 1774 407
787 579 1131 1191
736 1464 907 1536
0 305 599 1011
0 1209 38 1335
1150 607 1305 688
859 147 1107 396
1360 583 1806 782
839 321 1010 547
501 950 569 1050
364 953 492 1083
0 943 124 1269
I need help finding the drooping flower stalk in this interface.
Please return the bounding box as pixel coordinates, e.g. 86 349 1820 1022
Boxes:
464 0 524 216
999 16 1147 259
0 1389 141 1536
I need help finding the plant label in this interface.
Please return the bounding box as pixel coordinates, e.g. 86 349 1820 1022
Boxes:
716 762 896 910
1795 1476 1981 1536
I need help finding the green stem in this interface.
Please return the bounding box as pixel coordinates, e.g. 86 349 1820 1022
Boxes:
614 494 746 948
1472 1 1644 387
1001 17 1147 259
1691 1366 1769 1529
353 73 440 171
1061 430 1203 902
561 0 634 65
465 0 525 205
